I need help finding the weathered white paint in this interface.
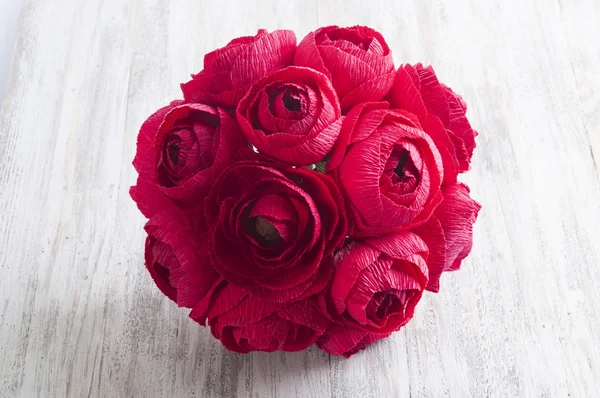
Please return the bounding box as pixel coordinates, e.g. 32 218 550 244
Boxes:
0 0 23 102
1 0 599 397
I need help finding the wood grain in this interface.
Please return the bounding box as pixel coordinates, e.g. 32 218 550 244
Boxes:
1 0 599 396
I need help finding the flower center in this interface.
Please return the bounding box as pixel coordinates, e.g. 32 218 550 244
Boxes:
157 130 198 186
282 90 302 112
266 85 308 122
366 290 404 323
253 216 282 245
155 110 219 188
375 292 401 319
168 142 180 165
381 144 421 196
393 149 409 178
325 30 374 51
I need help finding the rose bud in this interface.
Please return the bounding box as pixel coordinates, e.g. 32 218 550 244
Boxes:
144 209 220 308
388 63 478 182
190 283 330 353
327 232 428 327
204 161 348 302
294 25 395 112
317 231 428 357
413 183 481 292
236 66 343 166
328 102 443 237
181 30 296 109
130 101 245 217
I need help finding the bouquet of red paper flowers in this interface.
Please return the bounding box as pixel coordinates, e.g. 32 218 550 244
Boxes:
131 26 480 358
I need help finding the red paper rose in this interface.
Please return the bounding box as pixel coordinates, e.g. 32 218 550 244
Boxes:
191 284 330 353
204 161 348 302
388 63 477 182
323 231 428 331
181 29 297 108
414 183 481 292
130 101 245 216
294 25 395 112
236 66 343 166
144 210 220 308
328 102 443 237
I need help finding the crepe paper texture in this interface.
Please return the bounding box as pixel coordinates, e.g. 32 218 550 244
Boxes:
131 26 480 358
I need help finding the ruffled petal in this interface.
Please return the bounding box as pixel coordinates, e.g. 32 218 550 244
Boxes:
293 31 329 78
412 216 446 292
182 30 296 108
339 71 395 112
337 128 384 227
317 324 389 358
330 242 380 313
327 102 388 171
435 183 481 272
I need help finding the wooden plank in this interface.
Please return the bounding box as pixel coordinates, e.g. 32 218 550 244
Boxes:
1 0 599 396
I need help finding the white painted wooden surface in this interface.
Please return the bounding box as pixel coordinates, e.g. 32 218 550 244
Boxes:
0 0 22 102
1 0 599 397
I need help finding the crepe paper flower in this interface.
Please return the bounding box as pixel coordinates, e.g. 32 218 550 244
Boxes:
130 101 245 218
204 161 347 302
236 66 343 166
295 25 395 112
328 102 443 237
318 231 428 341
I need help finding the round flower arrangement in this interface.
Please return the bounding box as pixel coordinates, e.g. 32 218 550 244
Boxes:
131 26 480 358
